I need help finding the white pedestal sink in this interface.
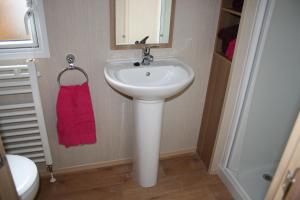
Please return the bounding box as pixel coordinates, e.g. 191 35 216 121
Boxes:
104 58 194 187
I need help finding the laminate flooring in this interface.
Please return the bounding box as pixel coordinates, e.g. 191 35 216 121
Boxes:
36 155 232 200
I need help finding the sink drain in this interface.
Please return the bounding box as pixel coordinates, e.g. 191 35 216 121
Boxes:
146 72 151 76
262 174 273 182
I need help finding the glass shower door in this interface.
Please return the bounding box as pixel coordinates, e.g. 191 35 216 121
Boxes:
226 0 300 199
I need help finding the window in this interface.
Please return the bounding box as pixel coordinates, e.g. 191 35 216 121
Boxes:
0 0 49 59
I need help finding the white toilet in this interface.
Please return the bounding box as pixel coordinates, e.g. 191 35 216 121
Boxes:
7 154 40 200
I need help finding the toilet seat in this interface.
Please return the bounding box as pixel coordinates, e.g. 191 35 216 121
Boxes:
7 154 39 200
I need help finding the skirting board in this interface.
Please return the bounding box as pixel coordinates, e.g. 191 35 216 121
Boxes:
39 148 196 177
218 165 251 200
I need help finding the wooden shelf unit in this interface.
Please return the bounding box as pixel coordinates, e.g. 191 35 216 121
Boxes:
197 0 244 169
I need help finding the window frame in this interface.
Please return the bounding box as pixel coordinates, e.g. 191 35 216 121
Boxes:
0 0 50 60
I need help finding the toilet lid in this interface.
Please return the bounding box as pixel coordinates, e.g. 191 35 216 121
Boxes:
6 154 38 196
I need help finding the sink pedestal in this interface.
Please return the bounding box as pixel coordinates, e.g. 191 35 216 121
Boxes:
133 99 164 187
104 58 195 187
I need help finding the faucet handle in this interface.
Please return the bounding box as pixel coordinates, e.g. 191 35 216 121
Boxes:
135 36 149 45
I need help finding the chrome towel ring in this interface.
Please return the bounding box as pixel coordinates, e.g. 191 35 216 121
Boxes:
57 54 89 86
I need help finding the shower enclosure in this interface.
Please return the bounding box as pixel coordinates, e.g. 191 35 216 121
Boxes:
219 0 300 199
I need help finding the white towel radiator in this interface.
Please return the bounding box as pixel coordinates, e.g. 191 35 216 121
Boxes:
0 61 55 180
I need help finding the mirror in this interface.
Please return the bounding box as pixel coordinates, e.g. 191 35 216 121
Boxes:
110 0 176 50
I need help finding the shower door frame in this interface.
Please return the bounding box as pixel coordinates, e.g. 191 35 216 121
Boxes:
214 0 277 199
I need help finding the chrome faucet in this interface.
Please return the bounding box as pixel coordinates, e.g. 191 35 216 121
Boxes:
135 36 154 66
141 46 153 65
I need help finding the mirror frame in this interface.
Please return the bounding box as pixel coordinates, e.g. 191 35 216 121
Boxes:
110 0 176 50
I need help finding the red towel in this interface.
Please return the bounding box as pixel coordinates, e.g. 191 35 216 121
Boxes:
56 82 96 147
225 39 236 61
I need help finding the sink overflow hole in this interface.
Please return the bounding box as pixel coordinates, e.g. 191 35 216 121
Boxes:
146 72 151 76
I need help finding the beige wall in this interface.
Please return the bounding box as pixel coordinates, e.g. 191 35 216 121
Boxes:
35 0 219 169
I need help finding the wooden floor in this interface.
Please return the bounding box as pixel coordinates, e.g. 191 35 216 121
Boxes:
36 155 232 200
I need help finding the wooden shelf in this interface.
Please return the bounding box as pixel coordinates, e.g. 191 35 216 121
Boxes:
222 7 241 17
197 0 243 169
214 52 232 64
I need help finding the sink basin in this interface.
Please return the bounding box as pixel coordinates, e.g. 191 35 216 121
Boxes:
104 58 194 100
104 58 194 187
